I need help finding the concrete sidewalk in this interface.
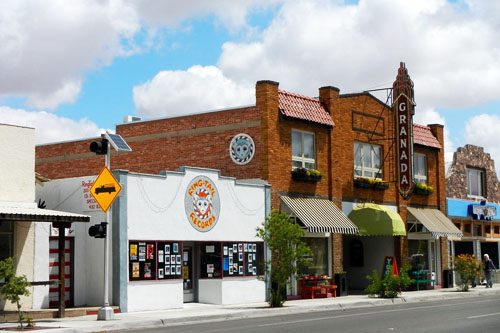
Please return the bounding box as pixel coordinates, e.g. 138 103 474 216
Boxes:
2 285 500 333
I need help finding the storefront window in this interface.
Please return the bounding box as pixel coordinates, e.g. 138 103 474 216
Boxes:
222 242 265 277
354 141 382 179
200 243 222 278
0 221 13 261
408 240 429 271
299 237 328 276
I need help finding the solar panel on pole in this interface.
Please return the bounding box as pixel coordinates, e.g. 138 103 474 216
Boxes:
104 132 132 152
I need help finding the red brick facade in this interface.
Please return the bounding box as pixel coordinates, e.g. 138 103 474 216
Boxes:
36 65 449 276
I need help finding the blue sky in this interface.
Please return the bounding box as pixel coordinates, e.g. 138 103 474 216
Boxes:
0 0 499 173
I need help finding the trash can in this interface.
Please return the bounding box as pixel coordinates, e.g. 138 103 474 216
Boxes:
443 269 454 288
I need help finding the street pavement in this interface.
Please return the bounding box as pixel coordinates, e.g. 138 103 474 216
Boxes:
2 285 500 333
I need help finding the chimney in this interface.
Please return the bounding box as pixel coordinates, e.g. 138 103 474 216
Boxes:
123 115 142 123
319 86 340 114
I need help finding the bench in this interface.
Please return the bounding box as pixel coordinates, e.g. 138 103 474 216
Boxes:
300 276 337 299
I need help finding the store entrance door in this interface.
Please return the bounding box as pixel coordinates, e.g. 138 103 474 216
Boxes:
183 243 196 302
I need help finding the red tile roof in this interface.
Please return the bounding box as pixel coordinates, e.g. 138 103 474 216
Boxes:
278 90 334 126
413 124 441 149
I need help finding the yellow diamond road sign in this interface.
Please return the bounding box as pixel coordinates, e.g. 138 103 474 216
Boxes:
90 167 121 213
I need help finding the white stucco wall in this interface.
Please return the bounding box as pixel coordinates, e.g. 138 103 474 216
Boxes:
128 281 183 311
126 168 265 242
0 124 35 310
36 176 107 307
0 124 34 202
125 167 267 310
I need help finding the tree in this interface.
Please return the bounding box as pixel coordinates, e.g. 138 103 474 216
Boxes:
256 211 312 307
0 257 31 329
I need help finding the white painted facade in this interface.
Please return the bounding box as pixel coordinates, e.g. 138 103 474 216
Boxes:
123 167 267 311
36 176 107 308
37 167 268 312
0 124 36 311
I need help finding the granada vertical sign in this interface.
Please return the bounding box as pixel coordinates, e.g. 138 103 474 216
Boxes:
393 63 415 199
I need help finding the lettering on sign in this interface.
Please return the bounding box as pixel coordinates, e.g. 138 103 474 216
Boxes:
81 178 100 211
184 176 220 232
395 95 414 198
393 63 415 199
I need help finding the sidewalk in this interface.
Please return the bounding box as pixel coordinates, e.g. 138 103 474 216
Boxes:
2 285 500 333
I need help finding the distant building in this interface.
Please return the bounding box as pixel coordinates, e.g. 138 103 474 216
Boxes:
446 144 500 267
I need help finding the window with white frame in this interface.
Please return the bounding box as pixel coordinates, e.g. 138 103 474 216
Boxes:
354 141 382 179
467 168 485 197
413 153 427 184
292 130 316 169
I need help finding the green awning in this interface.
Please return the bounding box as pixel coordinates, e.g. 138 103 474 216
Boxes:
348 203 406 236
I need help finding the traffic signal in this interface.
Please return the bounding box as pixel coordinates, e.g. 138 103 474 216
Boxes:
88 222 107 238
90 139 109 155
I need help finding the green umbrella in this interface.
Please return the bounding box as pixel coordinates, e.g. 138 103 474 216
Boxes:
348 203 406 236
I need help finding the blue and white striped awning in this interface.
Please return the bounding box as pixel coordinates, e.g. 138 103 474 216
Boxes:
281 196 358 234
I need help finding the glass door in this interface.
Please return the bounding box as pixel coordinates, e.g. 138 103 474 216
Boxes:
183 244 195 302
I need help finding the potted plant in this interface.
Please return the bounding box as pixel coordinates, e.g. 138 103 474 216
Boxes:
413 182 434 195
291 168 322 183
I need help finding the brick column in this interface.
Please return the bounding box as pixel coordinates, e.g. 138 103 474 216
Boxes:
256 80 280 208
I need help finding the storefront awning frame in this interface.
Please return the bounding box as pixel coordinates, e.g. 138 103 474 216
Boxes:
407 207 463 238
280 196 359 234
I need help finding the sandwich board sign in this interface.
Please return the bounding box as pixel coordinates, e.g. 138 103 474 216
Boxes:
90 167 122 213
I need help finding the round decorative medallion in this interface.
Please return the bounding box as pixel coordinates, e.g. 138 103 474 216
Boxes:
229 133 255 165
184 176 220 232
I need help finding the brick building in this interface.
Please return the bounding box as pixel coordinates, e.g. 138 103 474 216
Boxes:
446 144 500 268
36 63 460 294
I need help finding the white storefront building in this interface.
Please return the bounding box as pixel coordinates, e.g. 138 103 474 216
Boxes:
37 166 269 312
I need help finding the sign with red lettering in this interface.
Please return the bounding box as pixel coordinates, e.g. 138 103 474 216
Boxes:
184 176 220 232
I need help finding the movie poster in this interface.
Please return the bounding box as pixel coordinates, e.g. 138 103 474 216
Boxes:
146 244 155 260
144 263 152 278
132 262 140 278
138 244 146 261
130 244 138 261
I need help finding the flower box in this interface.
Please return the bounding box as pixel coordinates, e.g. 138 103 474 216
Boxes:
413 183 434 195
291 168 322 183
353 177 389 190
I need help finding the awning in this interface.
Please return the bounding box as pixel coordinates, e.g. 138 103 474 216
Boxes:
0 206 90 223
348 203 406 236
280 196 358 234
407 207 463 238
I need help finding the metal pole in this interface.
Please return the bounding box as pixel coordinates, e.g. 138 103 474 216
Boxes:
98 141 113 320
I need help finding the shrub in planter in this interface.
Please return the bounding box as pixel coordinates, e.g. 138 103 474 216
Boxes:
365 264 413 298
454 254 481 291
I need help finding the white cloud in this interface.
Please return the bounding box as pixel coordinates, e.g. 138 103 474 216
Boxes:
133 0 500 121
133 65 254 117
0 106 103 144
464 114 500 176
131 0 283 31
0 0 140 109
217 0 500 111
